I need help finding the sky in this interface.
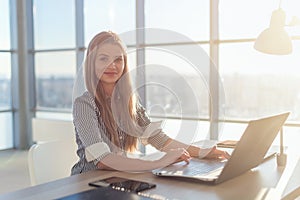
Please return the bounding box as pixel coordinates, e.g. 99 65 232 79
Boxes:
1 0 300 77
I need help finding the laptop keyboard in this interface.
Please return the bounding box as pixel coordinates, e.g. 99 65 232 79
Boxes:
183 159 226 176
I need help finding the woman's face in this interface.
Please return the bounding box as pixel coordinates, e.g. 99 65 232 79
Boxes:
95 43 125 85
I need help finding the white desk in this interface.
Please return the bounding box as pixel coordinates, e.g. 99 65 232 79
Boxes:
0 155 299 200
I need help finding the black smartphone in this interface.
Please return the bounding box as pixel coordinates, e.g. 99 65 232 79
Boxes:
88 177 156 193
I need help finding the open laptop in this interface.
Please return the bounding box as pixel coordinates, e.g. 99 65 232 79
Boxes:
152 112 290 184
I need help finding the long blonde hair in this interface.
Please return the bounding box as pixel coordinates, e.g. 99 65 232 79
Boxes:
84 31 138 152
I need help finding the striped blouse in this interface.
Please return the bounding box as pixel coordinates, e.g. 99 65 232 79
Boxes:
71 91 170 175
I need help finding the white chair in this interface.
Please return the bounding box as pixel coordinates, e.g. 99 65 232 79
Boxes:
28 118 78 185
32 118 75 142
28 140 78 185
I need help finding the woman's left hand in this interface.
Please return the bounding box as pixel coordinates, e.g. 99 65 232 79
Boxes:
204 146 230 160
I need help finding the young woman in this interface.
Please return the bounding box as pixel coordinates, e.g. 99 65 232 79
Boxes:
71 31 229 175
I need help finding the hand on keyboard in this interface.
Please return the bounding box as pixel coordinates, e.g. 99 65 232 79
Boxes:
204 146 230 160
158 148 191 166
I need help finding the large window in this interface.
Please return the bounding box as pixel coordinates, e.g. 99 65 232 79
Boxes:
6 0 300 151
84 0 136 45
145 45 210 119
33 0 75 49
35 51 76 110
220 42 300 120
33 0 76 119
34 0 136 115
219 1 300 148
145 0 209 42
144 1 212 145
0 0 13 149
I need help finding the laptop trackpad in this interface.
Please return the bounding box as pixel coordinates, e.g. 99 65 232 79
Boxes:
153 158 226 178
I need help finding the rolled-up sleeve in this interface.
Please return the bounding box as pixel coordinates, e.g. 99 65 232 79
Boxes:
85 142 111 162
145 132 170 150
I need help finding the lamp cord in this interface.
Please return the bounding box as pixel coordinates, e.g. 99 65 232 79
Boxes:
280 127 284 154
277 127 287 166
278 0 282 9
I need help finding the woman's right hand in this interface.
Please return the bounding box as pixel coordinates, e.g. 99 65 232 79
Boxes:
156 148 191 168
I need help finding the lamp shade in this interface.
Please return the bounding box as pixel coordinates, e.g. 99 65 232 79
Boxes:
254 9 292 55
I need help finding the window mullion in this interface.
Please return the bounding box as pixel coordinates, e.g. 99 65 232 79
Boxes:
75 0 85 72
136 0 146 106
209 0 220 140
10 0 35 149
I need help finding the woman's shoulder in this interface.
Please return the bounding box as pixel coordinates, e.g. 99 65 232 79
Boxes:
75 91 94 102
73 91 97 109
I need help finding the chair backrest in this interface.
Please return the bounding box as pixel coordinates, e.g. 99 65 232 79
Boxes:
28 118 78 185
28 140 78 185
32 118 75 142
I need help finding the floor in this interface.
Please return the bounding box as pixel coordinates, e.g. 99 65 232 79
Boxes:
0 149 31 195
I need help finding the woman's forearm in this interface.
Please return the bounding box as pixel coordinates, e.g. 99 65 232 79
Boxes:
162 138 200 157
97 148 188 172
162 138 230 160
97 154 159 172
